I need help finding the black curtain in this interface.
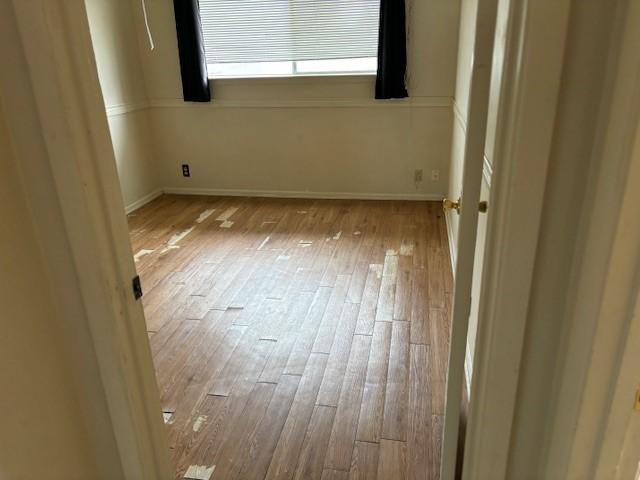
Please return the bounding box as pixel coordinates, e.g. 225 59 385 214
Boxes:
173 0 211 102
375 0 408 99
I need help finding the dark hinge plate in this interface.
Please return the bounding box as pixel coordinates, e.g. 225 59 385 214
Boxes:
132 275 143 300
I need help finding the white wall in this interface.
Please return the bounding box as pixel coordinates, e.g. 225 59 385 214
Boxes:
123 0 461 199
86 0 160 211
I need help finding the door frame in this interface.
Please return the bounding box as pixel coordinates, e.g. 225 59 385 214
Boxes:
3 1 172 478
462 0 640 478
456 0 572 477
4 0 638 479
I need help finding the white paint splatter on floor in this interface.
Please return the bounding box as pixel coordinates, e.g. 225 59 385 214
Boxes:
333 231 342 240
163 412 174 424
370 263 383 279
298 240 313 247
192 415 207 432
168 227 194 246
219 220 234 228
195 209 215 224
160 245 181 254
183 464 215 480
257 236 271 250
216 207 238 221
134 249 154 262
354 231 362 236
400 243 414 256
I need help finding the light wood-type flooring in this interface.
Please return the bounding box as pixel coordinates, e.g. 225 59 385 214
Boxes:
129 195 453 480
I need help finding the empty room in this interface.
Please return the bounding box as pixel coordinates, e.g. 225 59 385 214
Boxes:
86 0 461 478
4 0 640 479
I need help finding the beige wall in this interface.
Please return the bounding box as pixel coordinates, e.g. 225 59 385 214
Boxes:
86 0 160 210
0 101 101 480
124 0 460 198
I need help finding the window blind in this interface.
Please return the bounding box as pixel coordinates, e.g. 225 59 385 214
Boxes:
198 0 380 65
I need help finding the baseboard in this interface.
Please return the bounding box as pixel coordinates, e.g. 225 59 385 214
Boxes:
162 187 444 202
444 210 473 394
125 189 163 214
444 210 457 274
465 339 474 396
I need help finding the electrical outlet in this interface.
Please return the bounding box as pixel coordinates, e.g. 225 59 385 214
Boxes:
414 169 423 183
431 169 440 181
182 164 190 177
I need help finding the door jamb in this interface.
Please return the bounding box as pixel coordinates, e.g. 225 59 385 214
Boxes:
5 1 172 478
461 0 572 477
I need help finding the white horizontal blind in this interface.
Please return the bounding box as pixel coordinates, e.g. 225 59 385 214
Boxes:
198 0 380 64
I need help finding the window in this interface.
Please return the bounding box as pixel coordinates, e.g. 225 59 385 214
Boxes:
198 0 380 78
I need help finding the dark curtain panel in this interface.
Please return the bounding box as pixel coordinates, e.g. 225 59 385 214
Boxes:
375 0 408 99
173 0 211 102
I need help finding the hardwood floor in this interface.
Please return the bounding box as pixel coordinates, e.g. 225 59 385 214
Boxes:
129 194 453 480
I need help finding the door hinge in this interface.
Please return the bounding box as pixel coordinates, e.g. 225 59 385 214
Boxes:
132 275 143 300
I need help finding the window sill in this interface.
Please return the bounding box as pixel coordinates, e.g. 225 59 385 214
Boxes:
208 72 376 81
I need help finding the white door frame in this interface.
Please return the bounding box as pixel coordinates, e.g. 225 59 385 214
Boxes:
4 1 638 479
2 1 172 478
460 0 572 475
463 0 640 478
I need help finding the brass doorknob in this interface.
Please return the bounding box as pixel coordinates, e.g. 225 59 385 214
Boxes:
443 197 461 214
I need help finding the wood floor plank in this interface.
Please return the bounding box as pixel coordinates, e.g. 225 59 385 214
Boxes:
409 268 429 345
316 303 360 407
356 321 392 442
284 287 332 375
209 336 276 397
312 274 352 354
324 334 373 471
349 441 379 480
431 415 444 480
293 406 337 480
235 374 302 480
266 353 329 480
377 439 407 480
428 309 449 416
210 382 276 479
321 469 350 480
393 254 413 322
427 253 446 310
375 253 399 322
259 292 315 383
407 344 432 480
354 264 383 335
381 321 410 441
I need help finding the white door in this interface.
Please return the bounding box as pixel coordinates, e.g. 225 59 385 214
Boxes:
439 0 500 477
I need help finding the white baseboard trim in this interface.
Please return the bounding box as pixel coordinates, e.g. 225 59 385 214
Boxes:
162 187 443 201
465 339 474 397
125 189 163 214
444 210 473 394
444 210 458 274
